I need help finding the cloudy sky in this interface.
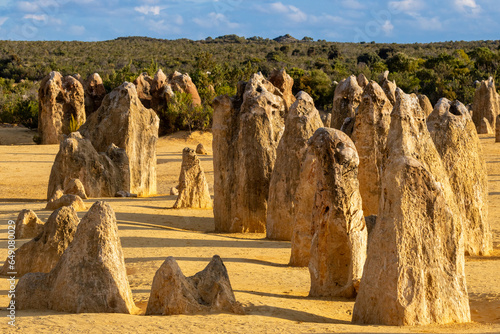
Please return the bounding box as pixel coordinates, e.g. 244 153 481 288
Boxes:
0 0 497 43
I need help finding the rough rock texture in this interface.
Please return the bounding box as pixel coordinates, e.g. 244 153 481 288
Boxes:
133 72 153 108
170 187 179 196
173 148 212 209
1 206 78 276
15 201 137 314
380 71 397 105
324 113 332 127
266 91 323 240
340 116 356 136
268 69 296 111
213 73 285 233
299 128 367 298
170 71 202 106
427 98 491 256
63 178 87 199
196 143 208 155
146 255 243 315
151 69 169 111
418 94 433 117
73 73 83 84
38 71 86 144
48 82 159 199
472 77 499 134
331 75 363 129
83 73 106 115
497 114 500 142
352 89 470 326
46 193 86 212
14 209 44 239
289 149 318 267
480 117 493 134
47 133 129 199
351 81 392 216
357 73 369 89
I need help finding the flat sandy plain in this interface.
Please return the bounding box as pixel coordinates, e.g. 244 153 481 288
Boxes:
0 125 499 333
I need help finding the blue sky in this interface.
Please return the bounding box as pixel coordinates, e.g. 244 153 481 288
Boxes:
0 0 498 43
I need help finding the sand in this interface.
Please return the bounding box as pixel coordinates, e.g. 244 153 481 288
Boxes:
0 126 499 333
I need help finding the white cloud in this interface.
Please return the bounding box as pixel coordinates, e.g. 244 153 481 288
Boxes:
341 0 364 10
193 12 239 29
389 0 425 15
134 5 161 16
454 0 481 15
381 20 394 34
0 17 7 26
268 2 289 14
69 25 85 35
17 1 39 12
257 2 308 23
23 14 47 21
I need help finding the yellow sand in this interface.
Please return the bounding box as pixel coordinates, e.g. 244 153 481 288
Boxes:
0 127 499 333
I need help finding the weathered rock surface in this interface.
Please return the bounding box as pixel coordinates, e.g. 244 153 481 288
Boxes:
427 98 491 256
73 73 83 84
473 77 499 134
340 116 356 136
300 128 367 298
351 81 392 216
46 193 86 212
268 69 296 111
289 150 318 267
213 73 285 232
48 82 159 199
480 117 493 134
196 143 208 155
357 73 369 89
151 69 169 111
266 91 323 240
379 71 397 105
170 71 202 106
323 113 332 127
14 209 44 239
15 201 137 314
352 89 470 326
331 75 363 129
63 178 87 199
83 73 106 115
38 71 86 144
47 133 129 199
418 94 433 117
146 255 243 315
133 72 153 108
173 148 212 209
1 206 78 276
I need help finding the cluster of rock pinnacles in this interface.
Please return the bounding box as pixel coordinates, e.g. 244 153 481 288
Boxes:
7 67 496 324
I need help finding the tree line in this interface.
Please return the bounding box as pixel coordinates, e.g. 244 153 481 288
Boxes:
0 36 499 133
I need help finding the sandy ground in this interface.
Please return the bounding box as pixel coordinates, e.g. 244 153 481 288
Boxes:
0 126 499 333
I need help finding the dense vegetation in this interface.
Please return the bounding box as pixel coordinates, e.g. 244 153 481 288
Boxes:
0 35 499 133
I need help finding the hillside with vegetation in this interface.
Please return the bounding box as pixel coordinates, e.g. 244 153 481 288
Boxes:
0 35 499 133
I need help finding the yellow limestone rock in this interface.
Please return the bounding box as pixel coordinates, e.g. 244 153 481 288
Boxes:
427 98 491 255
266 91 323 241
352 81 392 216
352 89 470 326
